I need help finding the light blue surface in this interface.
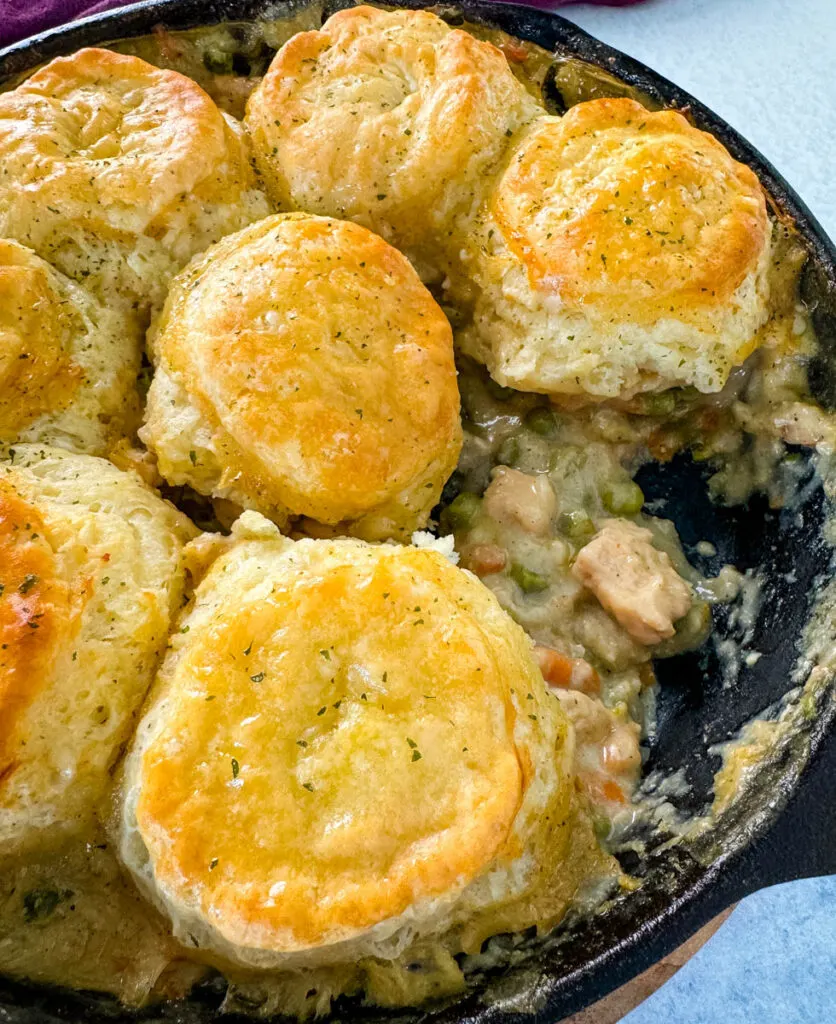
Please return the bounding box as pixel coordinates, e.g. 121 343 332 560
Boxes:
554 2 836 1020
622 876 836 1023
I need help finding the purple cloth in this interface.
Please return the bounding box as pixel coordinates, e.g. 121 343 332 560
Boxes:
1 0 125 49
1 0 645 51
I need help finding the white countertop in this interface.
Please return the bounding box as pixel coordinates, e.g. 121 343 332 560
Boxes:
562 0 836 242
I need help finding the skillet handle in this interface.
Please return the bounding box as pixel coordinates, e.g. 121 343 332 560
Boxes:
719 716 836 902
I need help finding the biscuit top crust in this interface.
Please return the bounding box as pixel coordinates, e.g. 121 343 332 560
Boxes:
0 47 254 236
246 5 540 241
0 241 81 437
133 537 561 953
0 479 70 793
493 98 770 326
152 213 461 536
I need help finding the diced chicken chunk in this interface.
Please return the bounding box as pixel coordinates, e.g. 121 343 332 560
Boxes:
553 689 641 805
555 690 641 776
772 402 836 448
571 519 692 645
483 467 556 535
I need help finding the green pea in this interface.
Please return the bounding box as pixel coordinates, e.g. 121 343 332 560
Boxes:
485 378 516 402
559 509 595 539
601 480 645 516
202 48 234 74
443 492 482 531
22 888 69 923
525 406 559 437
496 436 521 467
549 444 586 475
641 391 677 417
509 563 549 594
592 814 612 841
675 385 701 404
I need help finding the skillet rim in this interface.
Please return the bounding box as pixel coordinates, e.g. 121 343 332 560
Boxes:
0 3 835 1022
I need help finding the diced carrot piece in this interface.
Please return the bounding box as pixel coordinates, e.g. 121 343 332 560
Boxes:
534 645 574 688
647 426 685 463
570 658 601 696
602 780 626 804
639 662 657 690
534 645 600 695
498 40 529 63
465 544 507 577
153 24 185 60
696 408 721 432
579 773 626 807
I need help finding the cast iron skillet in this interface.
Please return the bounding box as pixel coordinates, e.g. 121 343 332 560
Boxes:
1 2 835 1021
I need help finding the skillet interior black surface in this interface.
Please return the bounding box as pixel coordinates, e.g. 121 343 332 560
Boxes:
1 2 835 1021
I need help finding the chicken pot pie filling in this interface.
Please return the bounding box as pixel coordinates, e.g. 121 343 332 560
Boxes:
0 7 833 1019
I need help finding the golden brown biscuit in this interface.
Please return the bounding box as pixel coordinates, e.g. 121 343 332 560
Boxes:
141 213 462 541
245 6 541 275
460 99 772 400
0 445 196 854
0 48 269 311
118 513 574 969
0 239 142 454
